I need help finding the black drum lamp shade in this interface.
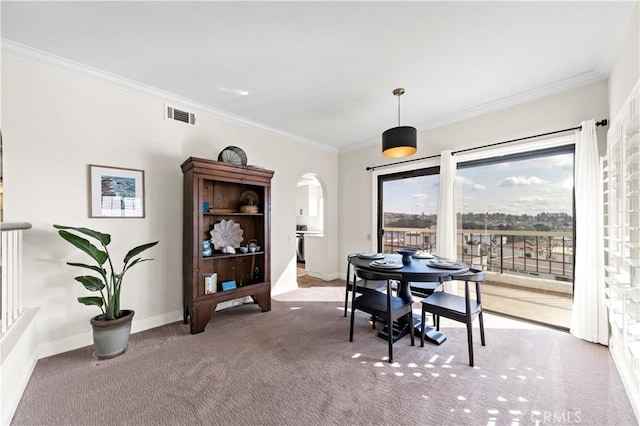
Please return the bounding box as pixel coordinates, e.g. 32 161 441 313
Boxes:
382 88 417 158
382 126 417 158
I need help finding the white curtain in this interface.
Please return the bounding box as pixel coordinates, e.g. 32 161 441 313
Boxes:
436 150 457 260
436 150 458 293
570 119 608 345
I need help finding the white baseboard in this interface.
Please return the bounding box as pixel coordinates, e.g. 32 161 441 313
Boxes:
37 310 184 359
307 271 340 281
130 310 183 335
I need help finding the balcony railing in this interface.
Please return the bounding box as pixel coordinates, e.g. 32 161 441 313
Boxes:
382 227 574 282
1 222 32 335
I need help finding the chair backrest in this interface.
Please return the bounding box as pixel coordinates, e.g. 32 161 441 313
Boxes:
451 268 485 283
353 266 402 284
450 268 485 305
346 253 358 281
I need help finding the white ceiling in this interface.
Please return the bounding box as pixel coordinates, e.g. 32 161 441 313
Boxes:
1 1 636 152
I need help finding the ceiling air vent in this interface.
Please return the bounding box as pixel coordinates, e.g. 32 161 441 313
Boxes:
166 105 196 125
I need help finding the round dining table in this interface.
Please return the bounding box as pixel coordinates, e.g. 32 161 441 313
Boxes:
349 252 469 344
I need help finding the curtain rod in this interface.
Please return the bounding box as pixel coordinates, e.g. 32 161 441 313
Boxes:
365 119 608 171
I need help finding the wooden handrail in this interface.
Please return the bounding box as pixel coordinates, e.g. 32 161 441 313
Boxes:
1 222 33 231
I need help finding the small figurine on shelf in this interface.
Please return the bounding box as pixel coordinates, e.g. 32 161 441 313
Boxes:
253 266 262 283
203 240 213 257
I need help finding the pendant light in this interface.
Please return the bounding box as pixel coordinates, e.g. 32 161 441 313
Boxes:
382 88 417 158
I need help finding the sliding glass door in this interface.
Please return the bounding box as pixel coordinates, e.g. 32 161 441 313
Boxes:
456 146 575 328
374 145 575 329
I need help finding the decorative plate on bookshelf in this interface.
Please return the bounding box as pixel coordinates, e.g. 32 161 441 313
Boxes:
210 219 244 249
218 146 247 166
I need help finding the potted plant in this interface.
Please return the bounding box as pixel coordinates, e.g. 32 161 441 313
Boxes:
54 224 158 359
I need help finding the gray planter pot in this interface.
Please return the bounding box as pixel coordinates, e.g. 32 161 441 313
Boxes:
90 310 134 359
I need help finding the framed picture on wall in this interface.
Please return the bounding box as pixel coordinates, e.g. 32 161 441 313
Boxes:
89 164 145 218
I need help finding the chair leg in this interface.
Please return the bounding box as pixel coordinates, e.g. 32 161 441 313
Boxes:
387 311 393 363
349 304 356 342
344 262 352 317
466 319 474 367
479 310 486 346
420 307 426 348
344 285 349 318
408 311 415 347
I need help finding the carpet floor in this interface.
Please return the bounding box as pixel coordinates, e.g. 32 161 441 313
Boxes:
11 286 638 426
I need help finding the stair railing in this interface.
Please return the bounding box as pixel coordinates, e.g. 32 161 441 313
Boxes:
1 222 32 335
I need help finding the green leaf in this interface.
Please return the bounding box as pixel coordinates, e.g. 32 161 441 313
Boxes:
54 225 111 246
77 296 104 308
56 230 108 266
74 276 106 292
123 257 152 272
123 241 158 265
67 262 106 276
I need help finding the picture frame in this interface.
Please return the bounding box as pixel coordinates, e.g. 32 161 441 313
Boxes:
89 164 145 218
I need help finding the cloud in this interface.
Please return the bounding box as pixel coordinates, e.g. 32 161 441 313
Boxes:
515 196 552 204
411 193 432 209
457 176 486 191
499 175 548 187
412 193 430 201
529 154 573 170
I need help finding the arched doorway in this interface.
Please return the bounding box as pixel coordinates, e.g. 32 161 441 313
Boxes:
296 173 324 283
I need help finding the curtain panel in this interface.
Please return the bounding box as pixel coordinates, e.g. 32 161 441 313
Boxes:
436 150 457 294
570 119 608 345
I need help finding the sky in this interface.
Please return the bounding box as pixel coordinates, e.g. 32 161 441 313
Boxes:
383 152 574 216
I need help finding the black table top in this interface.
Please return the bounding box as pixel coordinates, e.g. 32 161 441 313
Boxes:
349 253 469 283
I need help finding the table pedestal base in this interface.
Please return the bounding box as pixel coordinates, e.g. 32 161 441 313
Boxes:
377 314 447 345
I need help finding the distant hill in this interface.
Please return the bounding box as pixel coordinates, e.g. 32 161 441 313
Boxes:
384 211 573 232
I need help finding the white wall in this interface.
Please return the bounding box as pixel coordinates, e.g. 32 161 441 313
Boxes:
1 53 339 356
338 80 609 275
608 1 639 120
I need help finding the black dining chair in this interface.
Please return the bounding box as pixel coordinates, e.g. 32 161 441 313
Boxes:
409 277 449 328
420 268 486 366
343 253 386 317
408 255 451 301
349 266 414 363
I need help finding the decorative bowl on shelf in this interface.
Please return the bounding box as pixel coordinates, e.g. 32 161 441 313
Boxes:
210 219 244 250
239 205 259 214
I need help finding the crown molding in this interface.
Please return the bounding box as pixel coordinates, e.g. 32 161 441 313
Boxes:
415 70 607 131
0 39 338 154
339 70 607 154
